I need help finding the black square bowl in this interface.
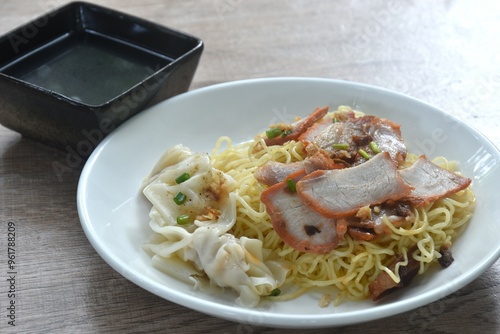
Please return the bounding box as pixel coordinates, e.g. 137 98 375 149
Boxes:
0 1 203 153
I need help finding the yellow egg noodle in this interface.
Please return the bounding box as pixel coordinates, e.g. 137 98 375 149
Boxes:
143 107 475 307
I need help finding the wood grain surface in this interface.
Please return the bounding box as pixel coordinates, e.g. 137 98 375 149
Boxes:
0 1 499 333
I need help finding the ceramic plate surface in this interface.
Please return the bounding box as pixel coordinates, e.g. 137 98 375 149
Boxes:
77 78 500 328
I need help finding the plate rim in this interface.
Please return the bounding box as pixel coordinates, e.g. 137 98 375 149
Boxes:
77 77 500 328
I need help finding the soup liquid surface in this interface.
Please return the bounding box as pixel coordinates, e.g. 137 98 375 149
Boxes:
5 31 171 105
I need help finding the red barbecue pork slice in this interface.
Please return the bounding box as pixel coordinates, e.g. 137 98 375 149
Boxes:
399 155 471 207
264 106 329 146
298 117 335 146
368 246 421 301
303 151 346 173
344 202 416 241
354 116 407 166
254 151 344 187
299 108 367 153
305 121 364 159
254 161 305 186
296 152 412 218
306 115 407 166
260 170 345 254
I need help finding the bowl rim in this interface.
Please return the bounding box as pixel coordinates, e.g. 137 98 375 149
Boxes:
0 1 204 108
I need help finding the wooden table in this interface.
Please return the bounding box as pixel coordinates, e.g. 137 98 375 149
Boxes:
1 1 499 333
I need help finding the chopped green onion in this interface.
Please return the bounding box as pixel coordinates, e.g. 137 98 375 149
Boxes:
358 148 371 160
332 143 349 150
281 129 293 137
369 141 381 154
176 214 190 225
286 179 297 192
266 127 283 139
269 288 281 297
173 192 187 205
332 117 338 123
175 172 190 184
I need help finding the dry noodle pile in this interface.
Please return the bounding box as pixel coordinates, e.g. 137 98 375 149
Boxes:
209 135 475 305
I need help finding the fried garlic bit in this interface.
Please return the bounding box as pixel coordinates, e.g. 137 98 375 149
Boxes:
355 205 372 220
319 293 331 308
196 207 222 222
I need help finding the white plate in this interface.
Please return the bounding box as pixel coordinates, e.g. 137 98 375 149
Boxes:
77 77 500 328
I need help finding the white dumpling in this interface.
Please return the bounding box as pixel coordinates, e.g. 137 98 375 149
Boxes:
143 145 289 307
146 226 289 307
143 145 237 233
141 144 194 189
188 227 289 307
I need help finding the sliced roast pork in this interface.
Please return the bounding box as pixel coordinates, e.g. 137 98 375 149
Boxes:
298 117 336 146
254 151 344 187
399 155 471 206
344 203 416 241
253 161 305 186
306 121 364 161
306 115 407 166
368 246 420 301
355 116 407 166
303 151 345 173
264 106 329 146
438 243 454 268
260 170 345 254
296 152 412 218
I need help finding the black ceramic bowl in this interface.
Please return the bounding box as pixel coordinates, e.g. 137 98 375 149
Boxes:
0 1 203 153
